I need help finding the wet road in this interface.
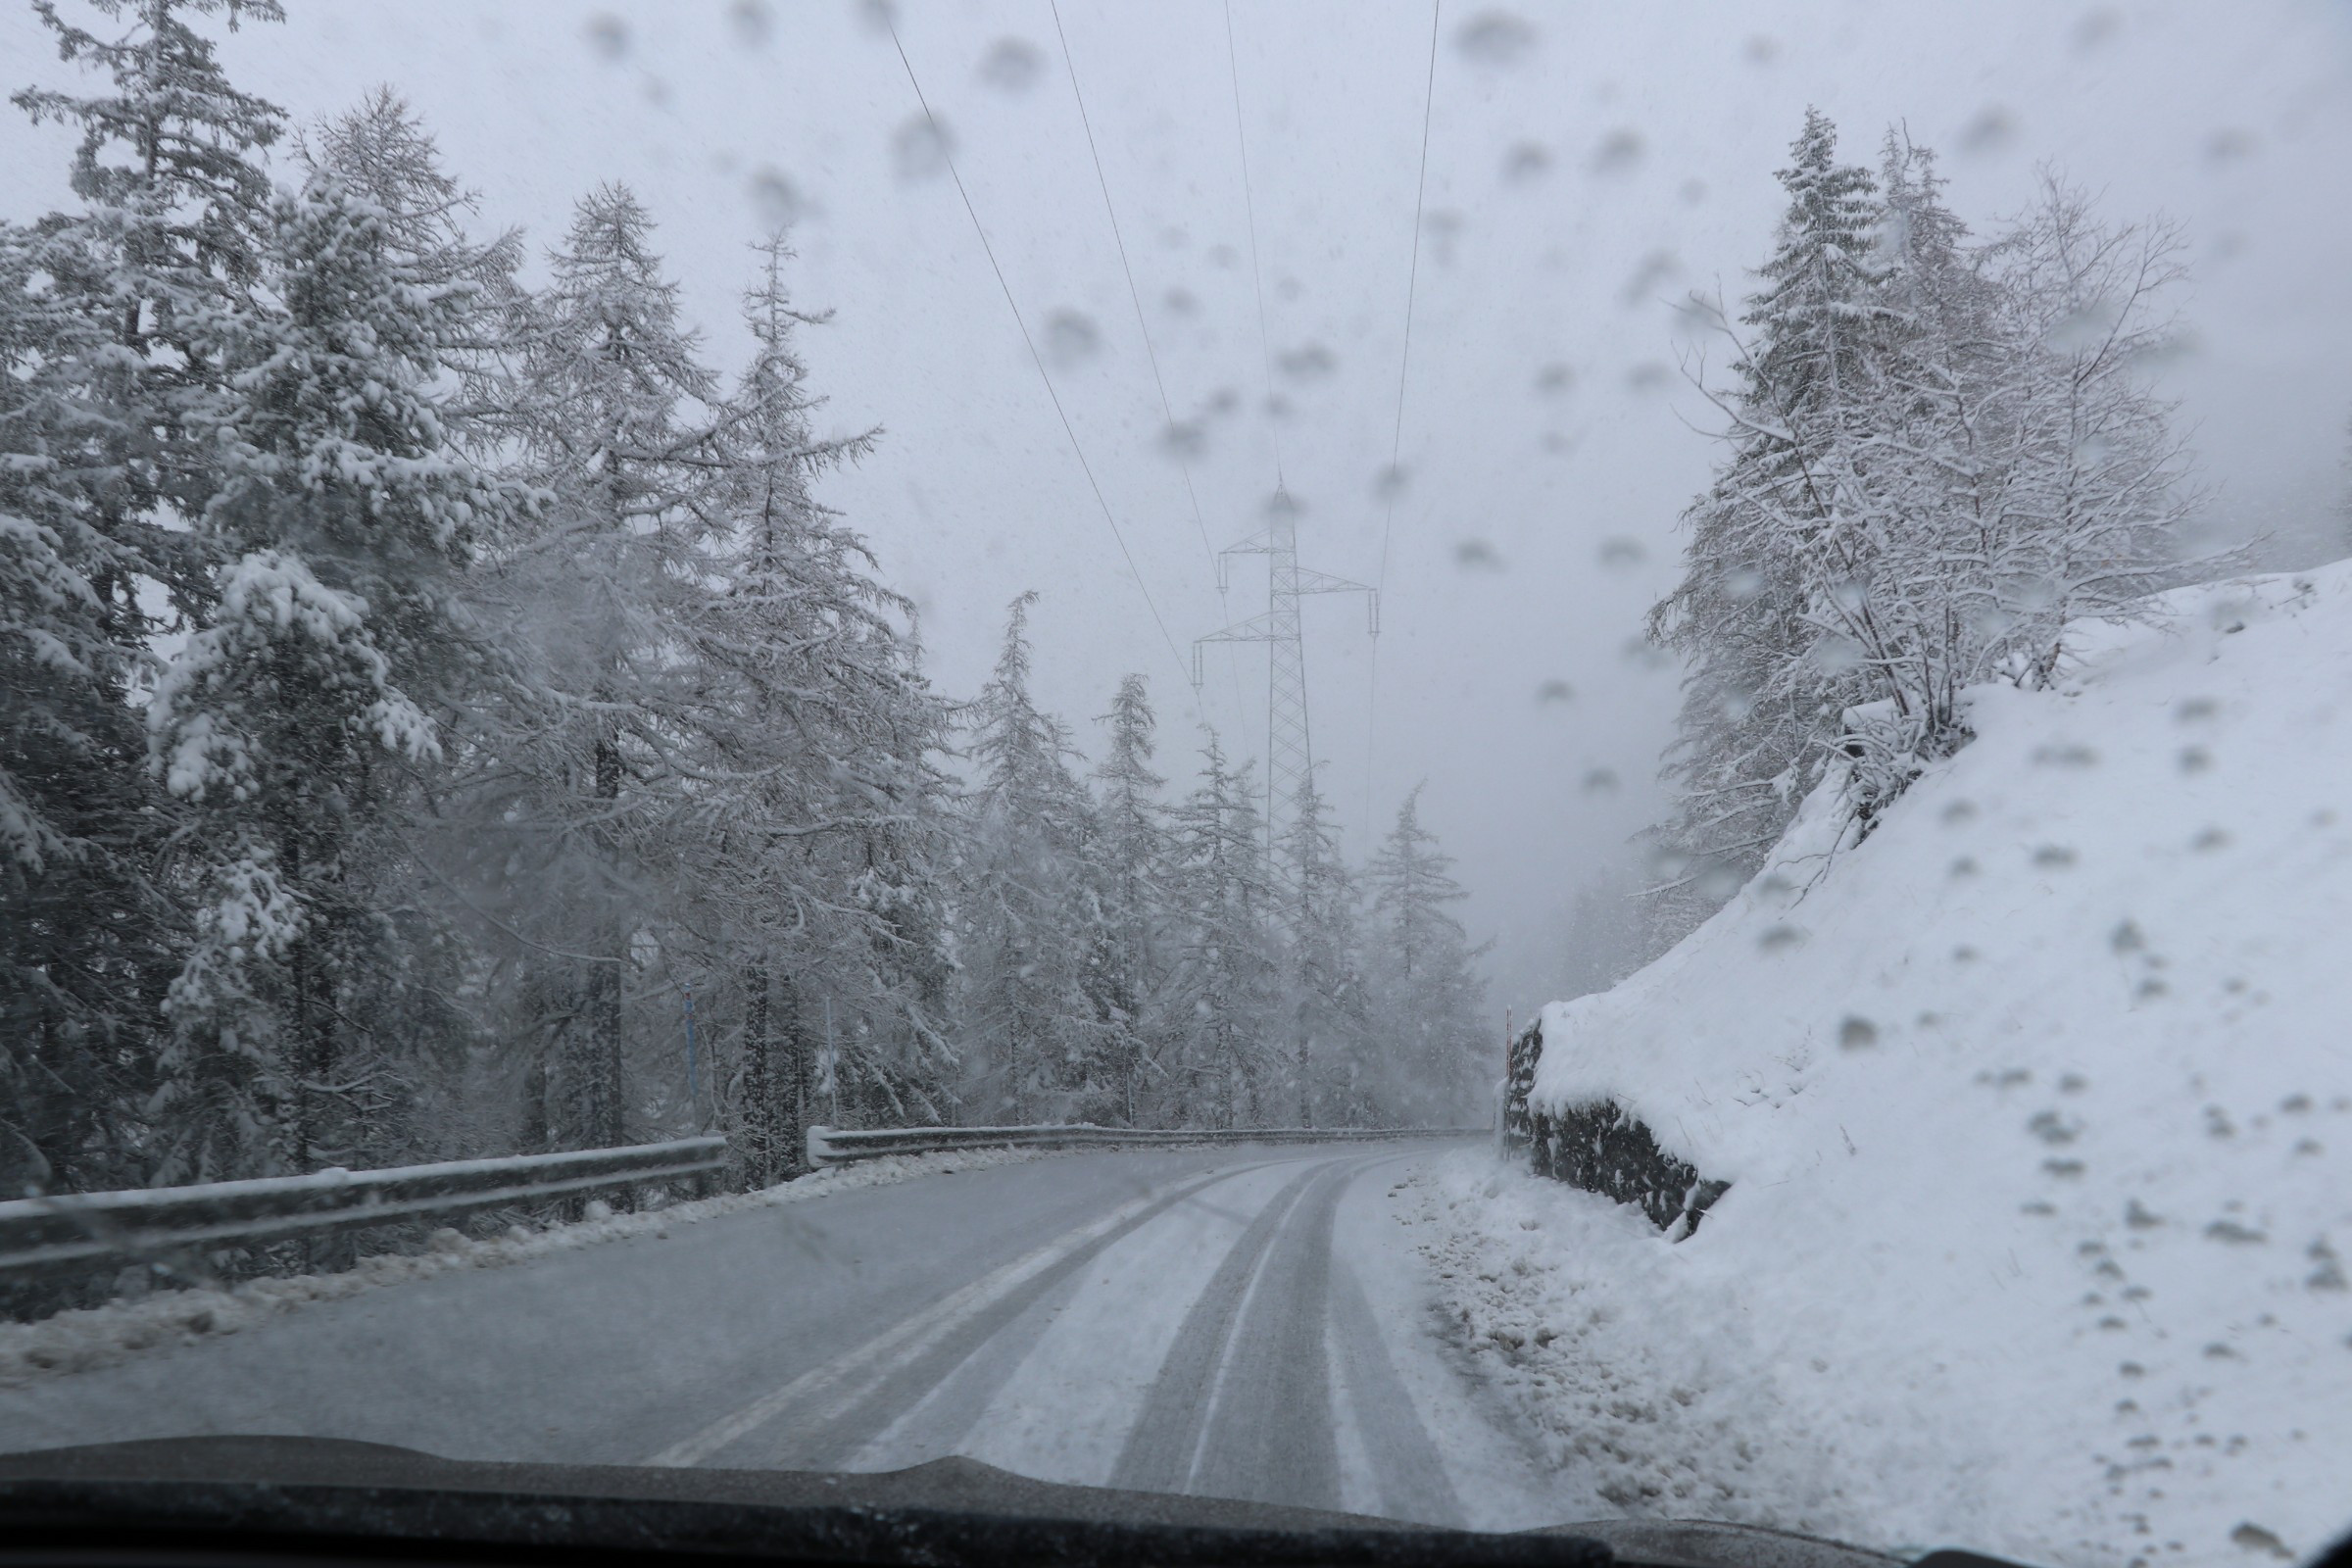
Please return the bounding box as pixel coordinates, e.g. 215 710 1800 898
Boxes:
0 1143 1562 1528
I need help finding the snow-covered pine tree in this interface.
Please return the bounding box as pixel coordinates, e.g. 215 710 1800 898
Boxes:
1162 735 1281 1129
146 170 524 1179
957 593 1102 1123
14 0 286 625
1084 673 1170 1124
1279 770 1367 1127
1363 785 1488 1122
1799 130 2010 816
0 220 180 1197
3 0 285 1191
1644 108 1883 940
297 88 524 454
684 235 956 1184
462 184 722 1152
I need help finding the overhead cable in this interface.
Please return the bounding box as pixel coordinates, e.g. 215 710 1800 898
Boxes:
1364 0 1443 833
1221 0 1285 489
1049 0 1250 728
883 13 1192 689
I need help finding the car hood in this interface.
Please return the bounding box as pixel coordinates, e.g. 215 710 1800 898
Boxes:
0 1435 1959 1568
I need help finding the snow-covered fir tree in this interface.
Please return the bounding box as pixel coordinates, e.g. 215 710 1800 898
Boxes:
1363 786 1489 1122
1642 108 1884 938
460 184 723 1153
1162 735 1281 1128
956 594 1102 1123
1278 771 1367 1126
1084 673 1169 1125
685 235 956 1181
2 0 286 1191
0 217 180 1196
296 87 523 450
147 170 524 1179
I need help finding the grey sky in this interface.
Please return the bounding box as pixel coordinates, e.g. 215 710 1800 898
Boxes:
7 0 2349 1010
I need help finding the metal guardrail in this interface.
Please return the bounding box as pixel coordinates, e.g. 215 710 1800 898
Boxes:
0 1138 728 1283
806 1122 1488 1166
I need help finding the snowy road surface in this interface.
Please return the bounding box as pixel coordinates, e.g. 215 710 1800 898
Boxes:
0 1143 1567 1529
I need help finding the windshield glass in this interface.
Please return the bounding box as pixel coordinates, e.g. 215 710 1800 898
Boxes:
2 3 2348 1565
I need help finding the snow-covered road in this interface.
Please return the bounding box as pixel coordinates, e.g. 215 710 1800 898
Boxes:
0 1144 1567 1529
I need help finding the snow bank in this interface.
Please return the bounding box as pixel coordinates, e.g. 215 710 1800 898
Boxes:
0 1147 1057 1391
1494 567 2352 1565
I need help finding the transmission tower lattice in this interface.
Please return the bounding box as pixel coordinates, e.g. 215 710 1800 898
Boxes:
1192 488 1379 858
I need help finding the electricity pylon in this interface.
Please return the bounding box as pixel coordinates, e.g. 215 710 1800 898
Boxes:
1192 487 1378 859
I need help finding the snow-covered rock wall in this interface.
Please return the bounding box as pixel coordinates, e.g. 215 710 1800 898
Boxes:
1506 565 2352 1563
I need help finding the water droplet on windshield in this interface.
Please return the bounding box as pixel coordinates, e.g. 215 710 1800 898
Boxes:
1277 342 1336 381
1591 129 1644 174
1454 539 1504 571
584 13 628 60
1159 421 1206 461
2073 8 2122 51
1536 679 1575 705
747 169 804 229
1621 250 1680 305
1958 106 2018 157
1044 310 1101 367
1810 635 1863 674
1621 636 1669 671
893 117 955 181
979 36 1044 93
1502 142 1552 183
1455 11 1536 67
2047 302 2123 352
729 0 770 47
2206 128 2258 165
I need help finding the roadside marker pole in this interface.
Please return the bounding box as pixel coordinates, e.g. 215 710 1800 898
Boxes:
684 990 702 1131
824 998 839 1128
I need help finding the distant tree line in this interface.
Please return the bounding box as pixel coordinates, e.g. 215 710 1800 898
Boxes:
0 0 1494 1203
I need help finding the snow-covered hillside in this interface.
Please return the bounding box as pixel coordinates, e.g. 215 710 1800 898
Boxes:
1469 567 2352 1564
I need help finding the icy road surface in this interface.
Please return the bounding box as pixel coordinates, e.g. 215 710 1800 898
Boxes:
0 1144 1564 1529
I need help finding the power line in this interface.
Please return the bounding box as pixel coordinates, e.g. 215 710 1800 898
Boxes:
882 12 1191 690
1221 0 1283 489
1048 0 1250 730
1364 0 1442 836
1050 0 1216 579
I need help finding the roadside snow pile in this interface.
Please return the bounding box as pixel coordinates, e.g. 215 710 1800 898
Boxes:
0 1147 1054 1389
1477 567 2352 1567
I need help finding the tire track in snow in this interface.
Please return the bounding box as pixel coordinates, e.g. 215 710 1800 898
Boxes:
1111 1151 1434 1517
643 1158 1282 1468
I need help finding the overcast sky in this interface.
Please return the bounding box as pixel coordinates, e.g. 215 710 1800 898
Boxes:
7 0 2351 1011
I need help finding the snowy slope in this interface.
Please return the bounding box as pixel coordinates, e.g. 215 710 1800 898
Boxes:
1498 566 2352 1564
